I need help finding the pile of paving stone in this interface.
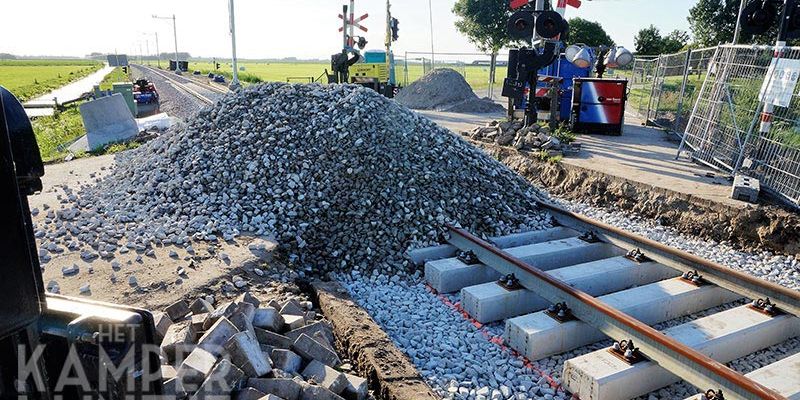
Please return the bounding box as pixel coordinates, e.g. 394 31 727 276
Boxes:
36 83 550 275
395 69 505 114
463 120 566 153
155 291 369 400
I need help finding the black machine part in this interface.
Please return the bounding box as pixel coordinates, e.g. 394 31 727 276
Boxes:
502 3 568 127
0 86 161 399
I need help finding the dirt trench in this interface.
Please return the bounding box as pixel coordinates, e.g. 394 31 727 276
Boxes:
474 142 800 258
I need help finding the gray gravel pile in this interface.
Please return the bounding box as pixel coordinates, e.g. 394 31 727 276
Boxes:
37 83 549 274
395 69 505 114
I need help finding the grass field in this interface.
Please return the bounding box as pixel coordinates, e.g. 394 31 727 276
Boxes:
99 67 131 90
0 60 102 102
31 105 86 162
146 60 505 91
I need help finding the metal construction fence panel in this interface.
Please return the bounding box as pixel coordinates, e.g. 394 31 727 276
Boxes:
681 44 800 206
398 51 510 96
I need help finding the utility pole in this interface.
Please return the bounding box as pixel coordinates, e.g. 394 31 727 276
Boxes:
428 0 435 68
154 14 180 72
733 0 747 44
228 0 240 88
155 32 161 68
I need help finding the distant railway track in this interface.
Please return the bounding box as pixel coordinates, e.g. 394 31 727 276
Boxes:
411 202 800 400
137 64 221 105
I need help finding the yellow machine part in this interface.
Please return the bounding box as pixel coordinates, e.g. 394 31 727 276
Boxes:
349 63 389 82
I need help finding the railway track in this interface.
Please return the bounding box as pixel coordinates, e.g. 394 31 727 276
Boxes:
137 64 228 105
410 202 800 400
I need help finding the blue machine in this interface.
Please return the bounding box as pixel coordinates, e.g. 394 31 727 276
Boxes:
538 54 592 120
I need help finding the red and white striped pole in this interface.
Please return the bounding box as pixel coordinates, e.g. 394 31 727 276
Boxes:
759 41 786 136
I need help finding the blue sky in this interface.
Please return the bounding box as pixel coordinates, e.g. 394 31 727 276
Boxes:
0 0 696 60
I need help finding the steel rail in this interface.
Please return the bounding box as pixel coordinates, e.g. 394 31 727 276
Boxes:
139 65 214 105
537 202 800 317
446 225 787 400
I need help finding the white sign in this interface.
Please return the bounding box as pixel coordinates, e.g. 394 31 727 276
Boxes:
759 58 800 107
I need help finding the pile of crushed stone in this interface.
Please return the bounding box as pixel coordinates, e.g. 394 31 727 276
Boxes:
395 68 505 114
36 83 549 275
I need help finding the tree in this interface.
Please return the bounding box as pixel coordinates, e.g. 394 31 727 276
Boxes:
661 30 691 53
635 25 664 55
453 0 512 84
688 0 784 46
567 18 614 47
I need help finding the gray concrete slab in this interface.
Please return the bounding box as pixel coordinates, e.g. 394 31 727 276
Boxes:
505 278 742 361
563 306 800 400
462 256 678 323
71 93 138 151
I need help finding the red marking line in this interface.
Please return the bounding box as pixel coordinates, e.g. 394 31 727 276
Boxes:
424 284 563 391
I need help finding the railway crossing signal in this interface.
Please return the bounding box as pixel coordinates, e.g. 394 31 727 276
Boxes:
339 12 369 33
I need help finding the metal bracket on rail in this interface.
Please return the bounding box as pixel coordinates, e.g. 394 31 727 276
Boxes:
701 389 725 400
578 230 600 243
497 273 523 291
457 250 480 265
680 270 707 286
608 339 645 365
625 248 652 263
748 298 782 317
545 302 576 323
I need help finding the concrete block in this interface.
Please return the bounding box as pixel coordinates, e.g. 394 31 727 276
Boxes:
198 317 239 356
426 236 621 294
153 311 173 343
488 227 578 249
189 313 208 341
424 257 501 294
192 358 245 399
258 395 285 400
247 378 303 400
293 334 341 367
684 352 800 400
505 278 741 360
406 244 458 266
302 360 348 394
271 349 303 373
204 301 237 330
280 299 304 316
163 377 187 399
300 385 345 400
253 308 284 332
342 373 368 400
225 332 273 378
285 321 334 343
236 292 261 308
563 305 800 400
236 302 257 321
256 328 293 349
161 320 194 363
77 93 139 151
312 331 334 352
166 300 191 322
177 347 218 386
267 299 282 310
190 298 215 315
161 364 178 381
231 311 257 338
283 315 305 331
462 256 677 323
732 174 760 203
235 387 266 400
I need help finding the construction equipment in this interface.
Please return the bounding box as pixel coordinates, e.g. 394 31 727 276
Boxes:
133 78 160 117
328 0 400 98
0 85 161 399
